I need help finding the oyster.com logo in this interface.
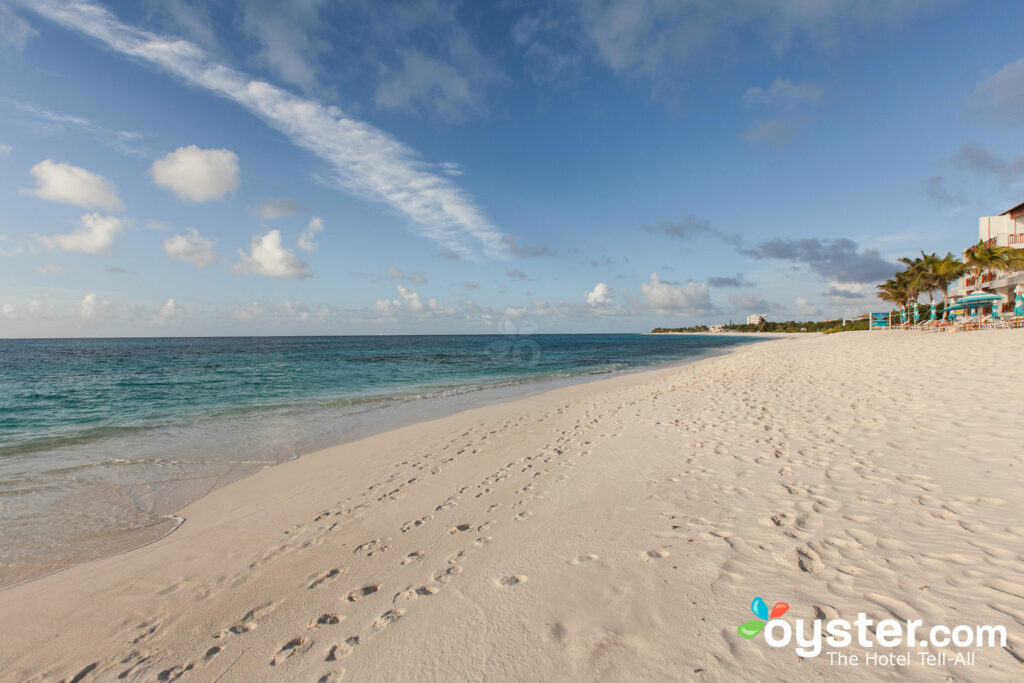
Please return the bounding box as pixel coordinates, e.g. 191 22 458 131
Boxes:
737 596 789 639
736 595 1007 667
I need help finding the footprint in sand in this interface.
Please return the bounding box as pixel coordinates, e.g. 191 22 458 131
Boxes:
216 603 276 638
570 553 599 565
394 585 440 602
450 523 472 534
372 609 405 632
499 574 528 586
156 663 194 680
401 551 424 566
644 549 670 561
307 614 343 630
270 636 312 666
347 584 381 602
308 568 346 590
354 539 391 557
432 565 462 583
326 636 359 661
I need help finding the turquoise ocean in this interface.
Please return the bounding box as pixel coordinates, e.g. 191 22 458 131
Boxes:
0 333 761 586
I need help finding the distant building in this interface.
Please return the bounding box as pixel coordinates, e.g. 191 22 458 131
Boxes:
949 201 1024 313
746 313 767 325
709 324 726 333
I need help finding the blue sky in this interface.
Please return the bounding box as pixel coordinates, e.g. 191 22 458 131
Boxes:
1 0 1023 336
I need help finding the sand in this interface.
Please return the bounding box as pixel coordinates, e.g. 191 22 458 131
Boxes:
1 331 1022 682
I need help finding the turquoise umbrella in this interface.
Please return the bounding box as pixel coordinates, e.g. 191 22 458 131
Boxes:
930 302 937 320
1015 285 1024 317
992 296 1001 320
948 297 960 323
912 300 920 323
900 305 908 325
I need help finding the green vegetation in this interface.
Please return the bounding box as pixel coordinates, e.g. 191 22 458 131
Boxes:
878 244 1024 318
654 240 1024 336
652 318 869 334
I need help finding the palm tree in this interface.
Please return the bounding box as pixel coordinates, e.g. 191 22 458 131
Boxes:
876 277 909 316
932 252 965 317
963 240 1024 292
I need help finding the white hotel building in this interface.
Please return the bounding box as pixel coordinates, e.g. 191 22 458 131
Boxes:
948 201 1024 312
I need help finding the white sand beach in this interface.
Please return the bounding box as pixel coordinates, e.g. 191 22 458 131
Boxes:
1 331 1022 682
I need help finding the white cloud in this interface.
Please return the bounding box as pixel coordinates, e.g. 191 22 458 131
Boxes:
23 159 124 210
80 293 98 318
585 1 939 80
40 213 123 254
297 217 324 252
37 264 65 274
0 2 36 50
0 143 11 155
163 227 217 267
233 229 312 278
254 196 308 220
1 303 14 317
150 145 240 202
744 78 823 107
641 273 713 315
793 297 820 316
23 2 506 259
239 0 327 90
728 291 777 313
376 50 482 121
585 282 614 306
375 284 448 316
152 298 181 325
387 265 427 284
971 57 1024 126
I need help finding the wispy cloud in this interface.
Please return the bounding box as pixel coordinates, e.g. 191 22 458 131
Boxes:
924 175 966 209
4 100 147 157
643 216 738 244
740 237 895 284
743 78 823 107
745 118 800 145
501 234 553 257
707 273 753 288
970 57 1024 127
0 1 36 50
951 144 1024 188
253 196 308 220
22 1 506 259
727 291 778 313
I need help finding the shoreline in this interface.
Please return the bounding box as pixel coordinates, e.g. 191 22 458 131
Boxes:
2 331 1021 682
0 338 767 591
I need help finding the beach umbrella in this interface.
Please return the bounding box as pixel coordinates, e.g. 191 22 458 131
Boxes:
1015 284 1024 317
900 305 908 325
912 300 920 323
957 290 1002 322
992 296 1001 320
930 302 937 320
